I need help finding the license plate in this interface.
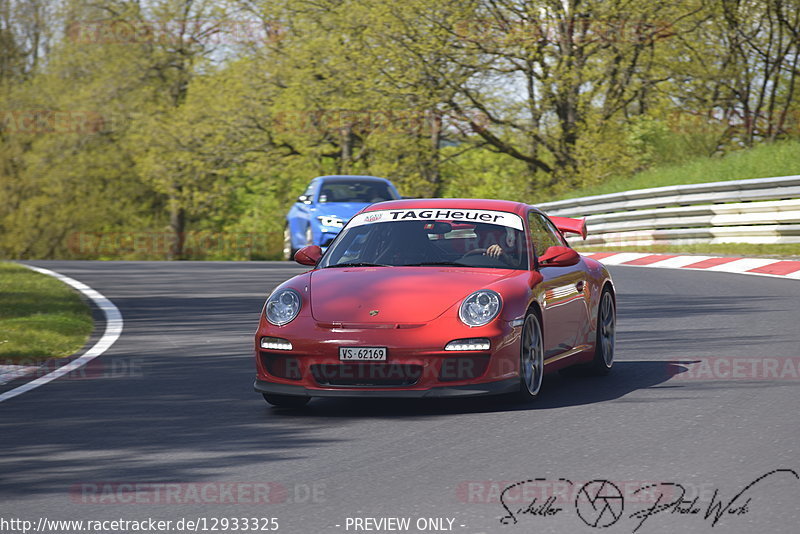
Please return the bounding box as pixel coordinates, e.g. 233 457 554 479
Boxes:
339 347 387 361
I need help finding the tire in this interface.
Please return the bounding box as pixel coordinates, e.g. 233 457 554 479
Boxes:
588 288 615 375
516 311 545 402
262 393 310 408
283 224 298 261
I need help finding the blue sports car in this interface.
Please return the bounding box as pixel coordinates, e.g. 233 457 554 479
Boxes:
283 175 401 260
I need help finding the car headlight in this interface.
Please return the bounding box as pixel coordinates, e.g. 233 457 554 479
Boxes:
317 215 344 228
265 288 302 326
459 290 502 327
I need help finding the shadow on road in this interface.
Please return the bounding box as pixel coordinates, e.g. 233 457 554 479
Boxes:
275 360 690 417
0 358 686 500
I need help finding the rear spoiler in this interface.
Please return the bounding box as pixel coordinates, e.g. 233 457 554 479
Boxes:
549 216 587 240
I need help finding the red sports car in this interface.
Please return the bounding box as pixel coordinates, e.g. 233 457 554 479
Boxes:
254 199 615 407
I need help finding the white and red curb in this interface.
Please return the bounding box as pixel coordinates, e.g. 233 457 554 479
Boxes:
584 252 800 280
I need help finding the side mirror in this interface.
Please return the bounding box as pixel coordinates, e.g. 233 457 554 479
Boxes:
297 195 312 205
295 245 322 266
538 246 580 268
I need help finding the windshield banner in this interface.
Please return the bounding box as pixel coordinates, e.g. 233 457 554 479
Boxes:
349 208 524 230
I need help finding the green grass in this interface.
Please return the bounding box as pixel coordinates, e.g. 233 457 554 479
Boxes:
562 139 800 200
576 243 800 259
0 262 93 363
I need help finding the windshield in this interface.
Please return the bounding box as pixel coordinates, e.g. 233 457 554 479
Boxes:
318 209 528 270
317 180 397 203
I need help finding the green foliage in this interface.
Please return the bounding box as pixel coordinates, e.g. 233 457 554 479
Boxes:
1 0 798 260
624 116 722 168
560 139 800 200
440 146 530 200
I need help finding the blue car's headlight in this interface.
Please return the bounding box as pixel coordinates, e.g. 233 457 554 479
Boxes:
265 289 302 326
459 290 502 327
317 215 344 228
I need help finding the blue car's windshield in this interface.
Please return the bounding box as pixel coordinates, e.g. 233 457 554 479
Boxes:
318 181 397 203
319 211 528 270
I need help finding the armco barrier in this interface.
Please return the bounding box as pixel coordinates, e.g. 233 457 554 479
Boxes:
537 175 800 246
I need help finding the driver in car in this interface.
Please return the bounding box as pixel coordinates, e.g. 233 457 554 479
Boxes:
469 223 521 266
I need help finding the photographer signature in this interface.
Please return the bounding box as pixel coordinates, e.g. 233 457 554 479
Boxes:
498 469 798 532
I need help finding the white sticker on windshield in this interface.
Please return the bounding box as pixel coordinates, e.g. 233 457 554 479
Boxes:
349 208 523 230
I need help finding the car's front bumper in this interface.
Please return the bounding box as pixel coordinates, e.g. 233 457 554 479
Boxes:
254 377 519 398
254 310 523 398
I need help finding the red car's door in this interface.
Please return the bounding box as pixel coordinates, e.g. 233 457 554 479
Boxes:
528 211 588 358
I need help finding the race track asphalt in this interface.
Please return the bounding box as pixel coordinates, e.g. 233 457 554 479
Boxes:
1 261 799 534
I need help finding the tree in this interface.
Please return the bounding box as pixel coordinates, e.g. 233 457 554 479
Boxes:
358 0 706 191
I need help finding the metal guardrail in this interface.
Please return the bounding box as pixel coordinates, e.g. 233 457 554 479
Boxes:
537 175 800 246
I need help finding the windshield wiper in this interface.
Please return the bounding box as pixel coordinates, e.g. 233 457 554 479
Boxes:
399 261 466 267
326 262 389 268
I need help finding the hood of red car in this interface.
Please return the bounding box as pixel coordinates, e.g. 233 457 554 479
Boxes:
309 267 517 324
